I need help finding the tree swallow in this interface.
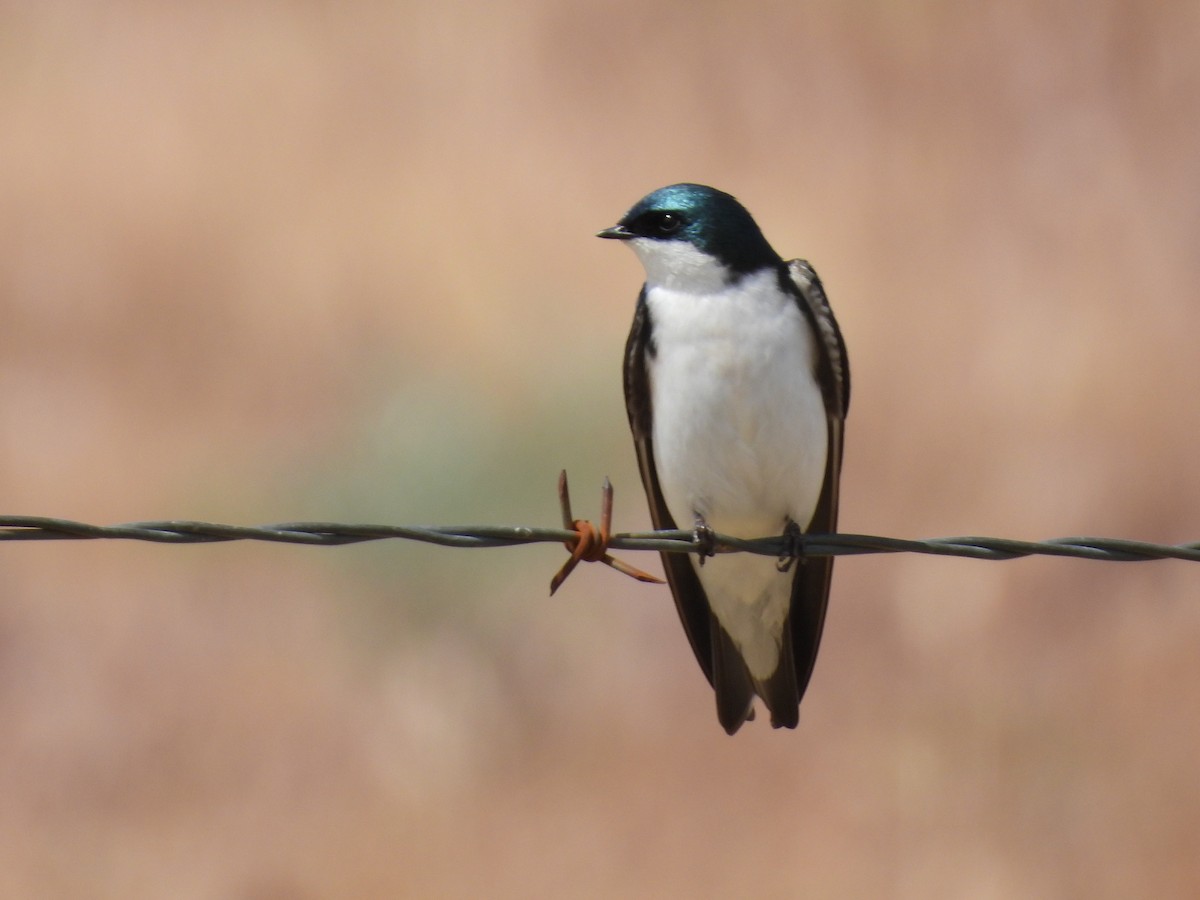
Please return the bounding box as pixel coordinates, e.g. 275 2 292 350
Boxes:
599 184 849 734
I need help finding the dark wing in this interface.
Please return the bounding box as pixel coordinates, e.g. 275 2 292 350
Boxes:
787 259 850 418
623 287 716 687
783 259 849 701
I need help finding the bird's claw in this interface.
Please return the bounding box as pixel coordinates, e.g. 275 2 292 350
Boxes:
692 513 717 566
776 519 803 573
549 471 665 595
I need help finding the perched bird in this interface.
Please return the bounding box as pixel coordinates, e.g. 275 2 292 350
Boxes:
599 184 849 734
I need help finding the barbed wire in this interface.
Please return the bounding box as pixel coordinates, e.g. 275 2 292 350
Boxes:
2 515 1198 562
2 469 1197 600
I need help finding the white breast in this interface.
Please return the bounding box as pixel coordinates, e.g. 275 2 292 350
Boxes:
645 268 828 538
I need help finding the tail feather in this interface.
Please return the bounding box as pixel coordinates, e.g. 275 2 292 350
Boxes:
711 616 755 735
755 621 800 730
711 613 802 733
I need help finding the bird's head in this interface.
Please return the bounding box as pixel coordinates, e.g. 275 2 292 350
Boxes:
598 183 781 290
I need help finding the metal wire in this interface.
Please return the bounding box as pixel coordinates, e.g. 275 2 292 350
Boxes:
1 516 1198 562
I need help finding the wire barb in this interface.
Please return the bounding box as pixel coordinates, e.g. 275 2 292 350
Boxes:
548 470 665 596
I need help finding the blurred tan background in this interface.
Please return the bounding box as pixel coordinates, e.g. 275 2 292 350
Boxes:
2 1 1199 896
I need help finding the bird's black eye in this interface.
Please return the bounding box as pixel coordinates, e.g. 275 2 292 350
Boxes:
652 212 683 235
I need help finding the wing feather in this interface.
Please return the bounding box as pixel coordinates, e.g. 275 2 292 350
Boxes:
783 259 849 702
623 288 715 686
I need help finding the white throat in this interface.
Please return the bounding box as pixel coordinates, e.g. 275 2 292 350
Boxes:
626 237 733 293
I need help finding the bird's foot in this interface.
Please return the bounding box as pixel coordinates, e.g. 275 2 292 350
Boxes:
693 512 717 567
776 519 803 573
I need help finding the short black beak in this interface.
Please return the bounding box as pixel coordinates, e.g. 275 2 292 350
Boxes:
596 224 634 240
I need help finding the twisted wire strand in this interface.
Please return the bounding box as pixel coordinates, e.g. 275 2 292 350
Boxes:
1 516 1198 562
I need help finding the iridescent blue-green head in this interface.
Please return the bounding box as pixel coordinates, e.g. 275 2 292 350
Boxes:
598 183 782 288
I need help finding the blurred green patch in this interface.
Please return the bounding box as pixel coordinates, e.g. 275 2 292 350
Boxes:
278 344 642 643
